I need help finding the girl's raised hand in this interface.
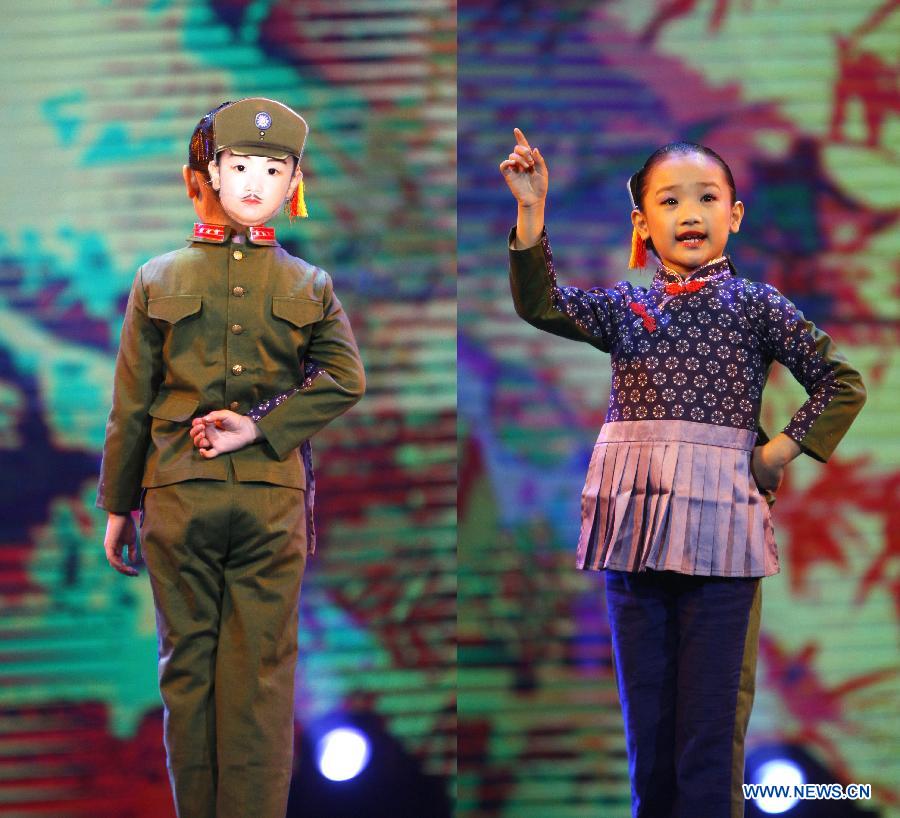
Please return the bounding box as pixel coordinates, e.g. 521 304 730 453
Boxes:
499 128 548 207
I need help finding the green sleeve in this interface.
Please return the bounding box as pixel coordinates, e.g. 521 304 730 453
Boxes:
508 227 627 353
790 317 866 462
255 273 365 460
97 267 164 512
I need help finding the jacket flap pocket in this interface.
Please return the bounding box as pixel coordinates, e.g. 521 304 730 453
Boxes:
148 393 200 422
148 295 202 324
272 296 323 328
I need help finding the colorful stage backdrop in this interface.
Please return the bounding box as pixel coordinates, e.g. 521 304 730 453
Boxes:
0 1 455 815
458 1 898 816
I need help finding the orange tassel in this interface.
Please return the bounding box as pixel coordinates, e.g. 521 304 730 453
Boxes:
287 178 308 222
628 226 647 269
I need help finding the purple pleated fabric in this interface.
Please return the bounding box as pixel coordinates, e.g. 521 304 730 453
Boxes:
577 419 778 577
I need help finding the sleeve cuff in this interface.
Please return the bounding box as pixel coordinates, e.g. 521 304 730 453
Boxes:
508 225 547 252
95 489 141 513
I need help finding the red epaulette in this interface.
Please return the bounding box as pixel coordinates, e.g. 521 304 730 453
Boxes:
191 223 227 243
248 225 277 244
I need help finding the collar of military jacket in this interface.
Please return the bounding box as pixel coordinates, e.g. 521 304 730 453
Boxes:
189 222 279 246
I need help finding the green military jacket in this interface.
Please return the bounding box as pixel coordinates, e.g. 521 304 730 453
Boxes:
97 224 365 515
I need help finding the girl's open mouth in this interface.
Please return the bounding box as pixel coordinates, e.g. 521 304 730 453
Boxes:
677 232 706 248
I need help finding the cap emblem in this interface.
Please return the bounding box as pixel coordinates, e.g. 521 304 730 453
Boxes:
254 111 272 131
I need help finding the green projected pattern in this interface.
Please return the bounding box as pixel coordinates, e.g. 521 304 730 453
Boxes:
458 1 899 816
0 1 455 814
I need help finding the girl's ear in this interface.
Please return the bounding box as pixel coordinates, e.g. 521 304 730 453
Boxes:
207 159 221 191
730 200 745 233
286 163 304 200
631 208 650 240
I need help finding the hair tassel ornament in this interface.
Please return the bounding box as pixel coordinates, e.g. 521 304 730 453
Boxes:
287 177 308 222
629 227 647 269
626 175 646 269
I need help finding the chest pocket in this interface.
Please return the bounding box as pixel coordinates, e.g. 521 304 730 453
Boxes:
148 294 202 323
272 296 323 328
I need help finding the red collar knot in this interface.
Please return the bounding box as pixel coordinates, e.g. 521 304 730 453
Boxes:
629 301 657 332
665 278 708 296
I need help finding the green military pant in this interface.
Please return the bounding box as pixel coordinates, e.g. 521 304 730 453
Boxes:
141 467 307 818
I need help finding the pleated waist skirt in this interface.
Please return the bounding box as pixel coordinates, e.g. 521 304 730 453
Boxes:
577 419 778 577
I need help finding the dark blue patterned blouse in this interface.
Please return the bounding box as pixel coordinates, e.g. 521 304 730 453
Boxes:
509 229 866 462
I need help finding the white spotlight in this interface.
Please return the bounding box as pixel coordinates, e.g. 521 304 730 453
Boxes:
754 759 805 814
316 727 372 782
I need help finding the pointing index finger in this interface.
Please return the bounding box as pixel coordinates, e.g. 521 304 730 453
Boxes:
513 127 531 149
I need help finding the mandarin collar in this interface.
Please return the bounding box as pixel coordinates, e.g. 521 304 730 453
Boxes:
188 222 280 247
651 255 734 290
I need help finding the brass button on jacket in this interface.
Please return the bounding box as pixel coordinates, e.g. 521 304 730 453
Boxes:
232 249 243 260
229 401 240 411
232 364 244 376
231 324 243 335
232 285 245 297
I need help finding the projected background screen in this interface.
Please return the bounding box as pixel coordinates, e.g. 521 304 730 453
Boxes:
0 2 455 815
458 1 899 816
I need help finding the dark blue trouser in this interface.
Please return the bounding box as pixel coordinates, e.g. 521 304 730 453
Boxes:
605 569 761 818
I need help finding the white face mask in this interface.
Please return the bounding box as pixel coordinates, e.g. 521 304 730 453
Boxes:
208 149 300 227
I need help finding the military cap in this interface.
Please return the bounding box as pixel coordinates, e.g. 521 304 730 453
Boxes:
212 97 308 161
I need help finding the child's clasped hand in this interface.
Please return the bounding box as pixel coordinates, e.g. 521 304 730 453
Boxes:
190 410 263 458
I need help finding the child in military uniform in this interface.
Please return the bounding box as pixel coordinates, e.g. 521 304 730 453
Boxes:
99 98 365 818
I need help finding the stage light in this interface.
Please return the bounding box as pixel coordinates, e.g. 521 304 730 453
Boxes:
316 726 372 782
745 744 879 818
289 711 452 817
753 759 805 814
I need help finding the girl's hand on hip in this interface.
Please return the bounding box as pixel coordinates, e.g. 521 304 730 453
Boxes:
190 410 262 457
751 434 800 493
751 446 783 493
499 128 548 207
